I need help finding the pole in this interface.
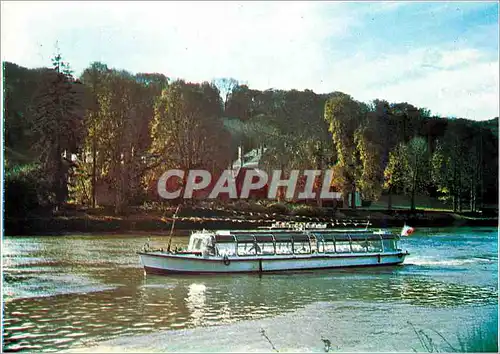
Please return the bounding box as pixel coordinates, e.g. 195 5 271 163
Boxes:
166 205 181 253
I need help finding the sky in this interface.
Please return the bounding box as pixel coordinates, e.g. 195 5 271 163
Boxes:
1 1 499 120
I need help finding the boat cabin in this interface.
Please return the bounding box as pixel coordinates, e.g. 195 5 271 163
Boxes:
186 229 401 257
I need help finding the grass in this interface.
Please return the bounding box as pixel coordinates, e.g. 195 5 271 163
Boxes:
409 318 498 353
259 320 498 353
456 318 499 353
370 195 453 211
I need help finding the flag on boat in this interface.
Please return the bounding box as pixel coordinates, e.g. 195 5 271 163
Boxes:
401 224 415 236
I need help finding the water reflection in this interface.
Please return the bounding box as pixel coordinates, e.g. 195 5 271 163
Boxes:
5 266 496 351
186 283 207 327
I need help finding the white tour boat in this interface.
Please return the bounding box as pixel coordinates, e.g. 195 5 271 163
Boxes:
138 223 410 274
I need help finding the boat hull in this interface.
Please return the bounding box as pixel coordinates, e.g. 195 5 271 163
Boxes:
138 251 408 274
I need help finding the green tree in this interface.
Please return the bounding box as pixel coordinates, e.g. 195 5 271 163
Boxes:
30 52 85 209
384 143 407 210
431 119 489 212
385 137 429 211
324 93 366 208
3 62 46 167
72 66 165 212
355 112 385 201
76 62 110 207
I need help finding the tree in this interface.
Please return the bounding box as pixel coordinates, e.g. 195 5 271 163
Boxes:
72 65 165 212
389 102 426 144
30 52 85 209
225 84 262 121
149 80 232 197
212 77 239 113
384 144 407 210
224 88 335 203
385 137 429 211
431 119 488 212
3 62 46 167
355 113 385 201
77 62 110 207
324 93 366 208
100 70 159 213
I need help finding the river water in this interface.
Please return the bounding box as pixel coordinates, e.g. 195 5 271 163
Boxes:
2 227 498 352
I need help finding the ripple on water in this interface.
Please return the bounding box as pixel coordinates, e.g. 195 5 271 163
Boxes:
2 230 497 352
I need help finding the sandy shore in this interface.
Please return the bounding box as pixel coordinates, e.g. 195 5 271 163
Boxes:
67 301 496 353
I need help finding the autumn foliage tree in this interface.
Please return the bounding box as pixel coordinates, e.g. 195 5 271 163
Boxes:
148 80 232 197
324 93 366 208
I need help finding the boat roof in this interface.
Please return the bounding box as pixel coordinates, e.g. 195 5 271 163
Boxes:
205 229 399 243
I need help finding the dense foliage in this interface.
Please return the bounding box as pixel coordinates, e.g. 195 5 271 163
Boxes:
3 58 498 218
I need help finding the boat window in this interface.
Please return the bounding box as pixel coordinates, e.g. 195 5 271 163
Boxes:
237 242 257 256
217 243 236 256
235 234 255 243
350 240 368 253
316 239 325 253
324 233 349 242
192 238 203 251
336 241 351 253
275 241 293 255
323 240 336 253
294 241 311 254
380 234 398 240
256 242 275 255
366 239 383 252
273 234 292 255
382 239 397 251
215 234 236 243
255 234 274 243
309 235 318 253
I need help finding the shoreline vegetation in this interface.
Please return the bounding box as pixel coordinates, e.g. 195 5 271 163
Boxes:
6 199 498 236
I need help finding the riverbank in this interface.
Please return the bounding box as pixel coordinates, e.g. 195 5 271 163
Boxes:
5 205 498 236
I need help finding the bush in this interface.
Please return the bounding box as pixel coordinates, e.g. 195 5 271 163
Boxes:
267 202 290 215
361 200 372 207
290 204 326 217
228 200 268 213
4 164 49 218
245 201 268 214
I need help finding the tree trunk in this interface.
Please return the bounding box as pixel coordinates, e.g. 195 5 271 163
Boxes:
479 132 484 209
92 137 97 209
277 164 286 202
410 188 416 211
410 168 417 211
342 192 349 209
458 169 462 212
316 152 323 208
316 181 323 208
351 185 357 210
470 177 474 212
452 160 458 212
387 187 393 211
